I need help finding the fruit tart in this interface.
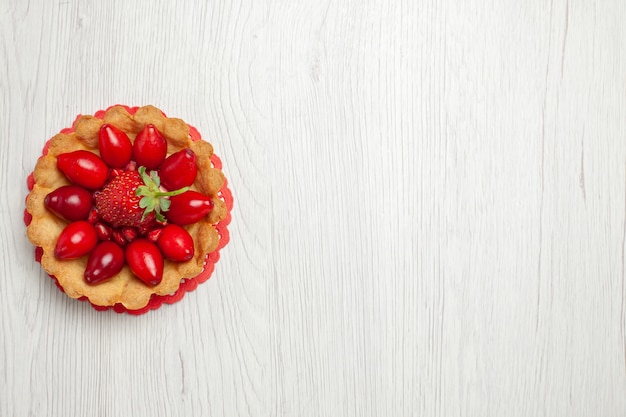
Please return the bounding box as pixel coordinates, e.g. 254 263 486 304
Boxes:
24 105 232 314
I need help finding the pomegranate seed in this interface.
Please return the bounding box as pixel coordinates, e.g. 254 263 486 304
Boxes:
124 160 138 171
122 227 138 242
112 230 127 247
95 223 112 241
87 207 100 224
109 168 124 179
146 228 163 242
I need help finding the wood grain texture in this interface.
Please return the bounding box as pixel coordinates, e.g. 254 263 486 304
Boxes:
1 0 626 415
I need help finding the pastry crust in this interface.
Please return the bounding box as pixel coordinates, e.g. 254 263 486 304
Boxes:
26 105 227 310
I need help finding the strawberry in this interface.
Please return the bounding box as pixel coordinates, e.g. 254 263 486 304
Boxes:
94 167 187 228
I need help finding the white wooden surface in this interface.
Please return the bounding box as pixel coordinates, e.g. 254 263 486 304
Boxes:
2 0 626 415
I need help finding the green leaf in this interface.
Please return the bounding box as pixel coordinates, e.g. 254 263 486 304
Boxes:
139 196 150 209
150 170 161 188
160 199 171 212
155 211 166 223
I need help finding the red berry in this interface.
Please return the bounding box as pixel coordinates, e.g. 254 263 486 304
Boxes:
95 171 155 228
54 221 98 260
125 239 164 286
165 191 213 225
98 124 133 168
157 224 195 262
44 185 93 221
57 150 108 190
133 124 167 169
84 241 125 284
159 149 197 190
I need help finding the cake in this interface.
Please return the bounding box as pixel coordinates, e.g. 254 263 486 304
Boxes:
24 105 232 314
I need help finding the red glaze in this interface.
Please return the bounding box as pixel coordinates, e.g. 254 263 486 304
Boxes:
165 191 213 225
157 224 195 262
44 185 93 221
54 221 98 260
98 124 133 168
57 150 108 190
84 241 125 284
133 124 167 170
125 239 164 286
159 149 197 190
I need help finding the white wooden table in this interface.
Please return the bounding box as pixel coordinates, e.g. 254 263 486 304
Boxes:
2 0 626 415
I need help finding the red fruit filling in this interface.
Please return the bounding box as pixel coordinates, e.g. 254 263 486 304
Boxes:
46 123 212 286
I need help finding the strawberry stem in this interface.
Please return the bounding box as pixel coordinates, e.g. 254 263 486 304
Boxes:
136 166 189 222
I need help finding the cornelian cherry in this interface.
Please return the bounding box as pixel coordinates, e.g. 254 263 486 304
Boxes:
98 124 133 168
157 224 195 262
125 239 164 286
57 150 108 190
166 191 213 225
54 221 98 260
133 124 167 169
44 185 93 221
84 241 125 284
159 149 197 190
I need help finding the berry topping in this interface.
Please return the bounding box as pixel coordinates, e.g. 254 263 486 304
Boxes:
84 241 125 284
44 185 93 222
94 167 187 228
159 149 198 190
125 239 164 286
133 124 167 169
57 150 109 190
157 224 195 262
98 124 133 168
165 191 214 225
54 221 98 260
94 170 154 228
